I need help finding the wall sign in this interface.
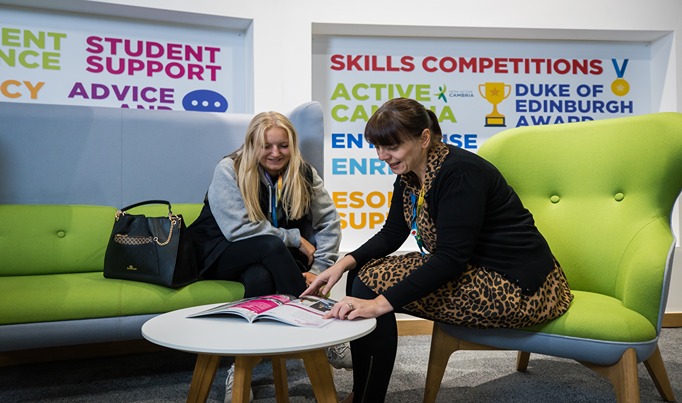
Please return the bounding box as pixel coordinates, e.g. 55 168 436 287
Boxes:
0 7 247 112
313 36 651 250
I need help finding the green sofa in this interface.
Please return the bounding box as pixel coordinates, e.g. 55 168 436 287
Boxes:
0 101 325 357
0 203 244 353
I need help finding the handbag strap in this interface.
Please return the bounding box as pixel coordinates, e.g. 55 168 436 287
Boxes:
114 200 178 245
119 200 172 213
115 200 174 221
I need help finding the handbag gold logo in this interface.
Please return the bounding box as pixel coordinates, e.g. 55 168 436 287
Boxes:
126 265 138 271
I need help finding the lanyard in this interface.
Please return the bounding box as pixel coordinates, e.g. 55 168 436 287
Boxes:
410 186 426 256
266 173 283 227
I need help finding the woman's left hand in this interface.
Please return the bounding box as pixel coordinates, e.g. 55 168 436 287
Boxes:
323 295 394 320
299 237 316 266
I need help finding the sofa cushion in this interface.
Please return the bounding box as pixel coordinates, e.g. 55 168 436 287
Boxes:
0 205 116 276
523 290 656 342
0 203 205 277
0 272 244 325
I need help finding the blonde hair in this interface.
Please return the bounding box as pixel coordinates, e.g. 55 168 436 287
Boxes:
231 111 312 223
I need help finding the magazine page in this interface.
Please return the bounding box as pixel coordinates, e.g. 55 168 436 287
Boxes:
187 294 294 322
257 295 337 328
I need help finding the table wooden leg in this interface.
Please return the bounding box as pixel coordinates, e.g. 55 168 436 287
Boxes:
301 349 337 403
233 356 262 403
187 353 221 403
271 357 290 403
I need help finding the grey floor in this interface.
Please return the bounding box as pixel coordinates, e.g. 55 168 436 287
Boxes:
0 329 680 402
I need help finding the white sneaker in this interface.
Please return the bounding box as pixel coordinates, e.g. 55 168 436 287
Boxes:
326 342 352 370
224 363 254 403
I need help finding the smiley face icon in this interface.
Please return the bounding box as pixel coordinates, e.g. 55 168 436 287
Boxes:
182 89 228 112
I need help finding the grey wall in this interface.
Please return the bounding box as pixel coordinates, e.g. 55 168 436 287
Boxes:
0 102 324 207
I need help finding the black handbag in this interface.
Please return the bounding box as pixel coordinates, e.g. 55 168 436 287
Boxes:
103 200 198 288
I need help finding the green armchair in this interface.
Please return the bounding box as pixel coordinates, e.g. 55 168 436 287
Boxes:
424 112 682 403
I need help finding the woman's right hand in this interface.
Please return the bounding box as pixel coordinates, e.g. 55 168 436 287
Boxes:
300 255 356 298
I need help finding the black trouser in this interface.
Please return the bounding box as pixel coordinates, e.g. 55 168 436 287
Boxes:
347 269 400 403
204 235 306 297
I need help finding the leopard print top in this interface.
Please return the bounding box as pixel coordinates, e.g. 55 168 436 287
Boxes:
358 141 573 328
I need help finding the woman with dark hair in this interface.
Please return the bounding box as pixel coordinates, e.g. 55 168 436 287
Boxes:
302 97 572 402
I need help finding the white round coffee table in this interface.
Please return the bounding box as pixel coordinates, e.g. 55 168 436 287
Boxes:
142 303 376 403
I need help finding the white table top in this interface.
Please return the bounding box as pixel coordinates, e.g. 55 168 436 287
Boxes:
142 303 377 355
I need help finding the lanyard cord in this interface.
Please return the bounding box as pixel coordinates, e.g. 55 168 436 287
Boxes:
410 185 426 256
266 173 284 227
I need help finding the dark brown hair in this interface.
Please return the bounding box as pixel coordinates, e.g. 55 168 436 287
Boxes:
364 98 442 146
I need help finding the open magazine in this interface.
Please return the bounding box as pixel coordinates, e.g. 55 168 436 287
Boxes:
187 294 337 328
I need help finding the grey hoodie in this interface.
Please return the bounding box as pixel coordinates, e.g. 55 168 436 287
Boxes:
206 157 341 274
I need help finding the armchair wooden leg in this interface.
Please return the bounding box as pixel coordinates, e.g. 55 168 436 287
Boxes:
584 348 640 403
516 351 530 372
643 346 676 402
423 324 460 403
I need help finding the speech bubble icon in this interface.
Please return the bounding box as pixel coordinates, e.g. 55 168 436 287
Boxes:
182 89 228 112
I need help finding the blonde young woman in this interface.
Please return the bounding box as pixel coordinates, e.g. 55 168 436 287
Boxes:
189 111 344 402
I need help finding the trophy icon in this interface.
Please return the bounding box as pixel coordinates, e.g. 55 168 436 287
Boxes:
479 82 511 127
